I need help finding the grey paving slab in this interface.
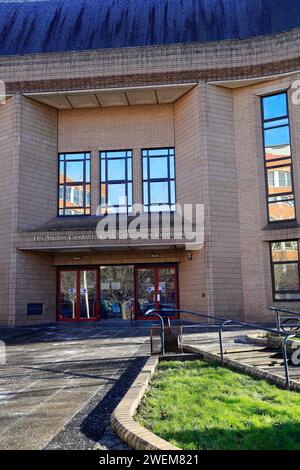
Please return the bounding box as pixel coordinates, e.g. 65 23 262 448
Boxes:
0 323 150 450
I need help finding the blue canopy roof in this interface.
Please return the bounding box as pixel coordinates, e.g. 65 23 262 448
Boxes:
0 0 299 56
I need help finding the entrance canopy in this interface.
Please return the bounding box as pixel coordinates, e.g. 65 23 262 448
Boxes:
24 83 197 109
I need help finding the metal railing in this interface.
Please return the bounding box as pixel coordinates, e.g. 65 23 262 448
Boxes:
145 308 300 389
269 306 300 332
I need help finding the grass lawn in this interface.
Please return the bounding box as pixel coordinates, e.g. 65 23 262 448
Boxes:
136 360 300 450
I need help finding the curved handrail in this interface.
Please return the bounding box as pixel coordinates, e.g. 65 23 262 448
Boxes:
145 308 300 389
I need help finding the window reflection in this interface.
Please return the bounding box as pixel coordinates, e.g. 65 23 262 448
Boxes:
59 153 91 216
270 241 300 300
142 148 176 212
262 93 295 222
100 266 134 320
100 150 133 214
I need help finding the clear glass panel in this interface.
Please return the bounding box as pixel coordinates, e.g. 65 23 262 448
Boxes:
66 161 84 183
79 271 97 319
268 199 295 221
101 160 106 182
264 118 289 129
274 263 299 291
85 185 91 208
143 182 149 205
59 162 64 184
150 204 171 212
65 153 86 160
170 156 175 179
59 271 77 320
101 184 107 205
128 183 133 207
271 241 298 262
86 160 91 183
65 208 85 215
107 159 126 181
66 185 84 208
265 144 291 161
100 266 134 320
170 181 176 204
106 151 128 158
150 182 169 204
143 158 148 179
148 149 169 156
127 159 132 181
59 186 64 208
275 292 300 300
107 183 126 206
262 93 287 120
149 157 168 179
157 268 176 313
264 126 290 149
267 166 292 195
137 268 155 318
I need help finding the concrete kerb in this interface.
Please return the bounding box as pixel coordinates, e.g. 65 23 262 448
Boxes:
110 355 180 451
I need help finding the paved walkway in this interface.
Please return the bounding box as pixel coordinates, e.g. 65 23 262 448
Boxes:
1 323 297 450
0 323 149 450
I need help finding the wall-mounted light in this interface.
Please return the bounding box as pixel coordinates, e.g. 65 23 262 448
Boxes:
151 254 160 258
187 253 193 260
73 256 81 261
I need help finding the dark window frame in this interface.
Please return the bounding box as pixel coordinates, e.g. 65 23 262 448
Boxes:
99 149 133 214
58 152 91 217
142 147 176 212
261 91 296 223
269 239 300 301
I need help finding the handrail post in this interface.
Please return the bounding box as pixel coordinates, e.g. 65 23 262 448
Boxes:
219 320 232 363
276 309 281 331
145 310 165 356
282 334 296 389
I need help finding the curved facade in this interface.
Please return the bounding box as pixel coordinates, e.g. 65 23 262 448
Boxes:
0 0 300 55
1 2 300 326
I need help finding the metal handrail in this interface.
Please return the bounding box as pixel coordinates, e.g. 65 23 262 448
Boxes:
269 306 300 331
145 308 300 389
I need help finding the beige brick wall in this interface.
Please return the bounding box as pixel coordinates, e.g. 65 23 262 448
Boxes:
205 84 244 319
14 251 56 326
174 85 210 316
0 96 19 326
18 97 58 230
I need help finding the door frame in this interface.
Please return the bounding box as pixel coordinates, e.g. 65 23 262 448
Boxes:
57 267 100 322
135 264 179 321
57 263 179 322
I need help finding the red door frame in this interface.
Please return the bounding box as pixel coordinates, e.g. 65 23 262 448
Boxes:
135 264 179 321
57 268 100 322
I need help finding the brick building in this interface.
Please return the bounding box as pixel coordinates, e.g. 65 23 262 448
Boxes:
1 0 300 326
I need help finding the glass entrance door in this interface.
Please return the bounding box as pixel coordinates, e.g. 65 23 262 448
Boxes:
58 269 99 321
135 265 178 320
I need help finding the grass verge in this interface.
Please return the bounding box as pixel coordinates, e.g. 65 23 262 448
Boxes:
136 360 300 450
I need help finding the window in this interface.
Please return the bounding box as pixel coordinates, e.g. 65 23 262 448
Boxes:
142 148 176 212
270 240 300 300
100 265 134 320
261 92 296 222
59 152 91 216
100 150 133 214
